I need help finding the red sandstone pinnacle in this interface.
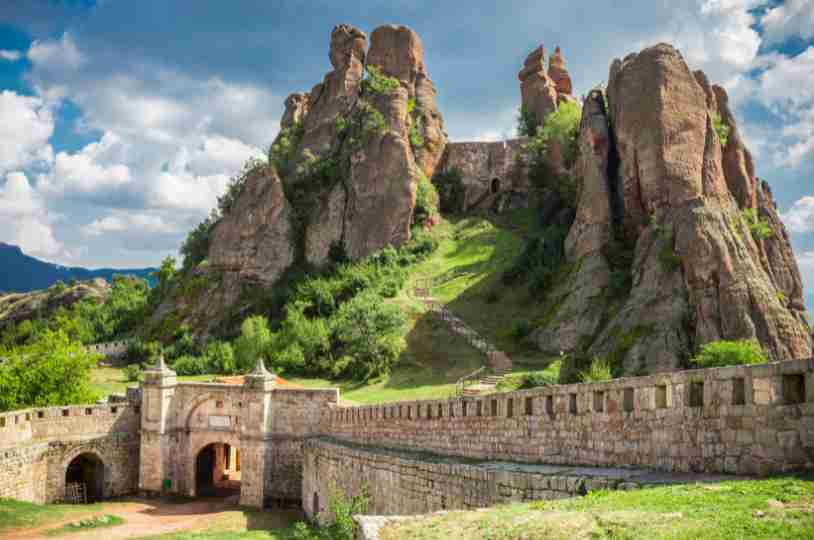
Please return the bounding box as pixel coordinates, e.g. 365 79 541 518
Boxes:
548 46 573 96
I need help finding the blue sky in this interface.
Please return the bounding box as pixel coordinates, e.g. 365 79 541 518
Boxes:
0 1 812 305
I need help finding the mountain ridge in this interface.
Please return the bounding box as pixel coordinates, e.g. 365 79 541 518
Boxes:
0 242 156 293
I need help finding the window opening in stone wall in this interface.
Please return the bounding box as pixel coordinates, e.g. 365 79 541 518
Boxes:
689 382 704 408
313 492 319 515
0 417 4 428
655 385 667 409
195 443 241 498
477 401 483 417
594 391 605 412
525 397 533 416
62 409 69 417
438 404 443 418
783 374 806 404
491 178 500 194
732 378 746 406
507 399 514 418
461 401 467 417
569 393 577 414
623 388 635 412
110 407 118 414
38 411 45 419
85 408 92 415
65 453 104 503
545 395 554 415
491 399 498 416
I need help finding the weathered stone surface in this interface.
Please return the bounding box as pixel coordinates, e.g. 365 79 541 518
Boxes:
209 166 295 283
343 87 418 260
518 45 558 128
298 24 367 159
281 92 310 129
437 139 529 212
548 46 573 96
602 43 811 366
367 24 447 178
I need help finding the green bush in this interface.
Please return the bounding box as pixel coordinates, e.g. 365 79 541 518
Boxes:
180 211 218 272
512 319 533 339
171 355 210 376
521 361 561 389
525 101 582 169
51 280 67 294
658 234 682 273
712 112 730 147
268 121 304 178
124 339 162 366
580 356 613 383
0 330 99 412
413 173 439 227
741 208 773 240
433 167 466 214
292 486 369 540
517 105 538 137
409 121 424 149
690 339 767 368
234 316 273 373
123 364 142 382
361 65 400 95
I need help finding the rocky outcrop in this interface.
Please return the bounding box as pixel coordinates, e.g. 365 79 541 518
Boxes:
0 278 110 331
518 45 575 129
535 43 811 372
158 24 446 336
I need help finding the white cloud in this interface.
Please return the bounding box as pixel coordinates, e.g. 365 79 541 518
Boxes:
0 172 62 258
0 90 54 174
761 0 814 44
82 212 177 236
0 50 22 61
782 196 814 233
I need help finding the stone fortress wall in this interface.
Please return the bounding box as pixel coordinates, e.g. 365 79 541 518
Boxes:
0 403 140 503
304 359 814 517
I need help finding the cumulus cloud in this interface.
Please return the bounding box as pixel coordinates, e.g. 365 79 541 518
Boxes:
0 50 22 61
0 90 54 174
783 197 814 233
761 0 814 45
0 172 62 258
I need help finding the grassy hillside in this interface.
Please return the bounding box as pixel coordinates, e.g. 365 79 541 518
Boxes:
379 475 814 540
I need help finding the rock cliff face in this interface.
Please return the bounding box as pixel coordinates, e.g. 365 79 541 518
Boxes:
535 44 812 371
158 24 447 336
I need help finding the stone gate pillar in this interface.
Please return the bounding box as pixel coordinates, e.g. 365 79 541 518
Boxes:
139 355 176 494
240 359 276 507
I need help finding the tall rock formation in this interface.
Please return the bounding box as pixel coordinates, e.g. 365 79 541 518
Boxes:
535 44 812 372
518 45 574 129
153 24 447 337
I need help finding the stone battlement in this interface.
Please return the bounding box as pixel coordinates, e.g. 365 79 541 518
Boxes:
325 359 814 476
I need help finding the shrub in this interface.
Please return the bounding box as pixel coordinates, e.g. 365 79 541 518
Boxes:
517 360 561 389
51 280 67 294
409 120 424 149
579 356 613 383
525 101 582 169
234 316 273 373
204 341 236 374
268 121 304 178
712 112 730 147
171 355 210 376
413 173 439 227
741 208 773 240
292 486 369 540
658 234 682 273
690 339 768 368
433 167 466 214
512 319 533 339
361 65 400 95
124 339 162 366
123 364 142 382
517 105 538 137
180 211 218 272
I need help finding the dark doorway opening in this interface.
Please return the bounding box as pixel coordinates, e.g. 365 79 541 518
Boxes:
65 453 104 503
491 178 500 194
195 443 241 499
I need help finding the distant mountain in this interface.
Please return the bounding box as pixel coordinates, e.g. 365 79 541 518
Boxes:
0 242 157 293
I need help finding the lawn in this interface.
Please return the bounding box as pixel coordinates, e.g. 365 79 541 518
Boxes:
379 475 814 540
0 497 111 534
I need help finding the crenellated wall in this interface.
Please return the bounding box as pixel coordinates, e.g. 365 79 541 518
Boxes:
0 403 140 503
322 360 814 476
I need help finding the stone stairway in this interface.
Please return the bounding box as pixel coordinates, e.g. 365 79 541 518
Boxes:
415 282 512 396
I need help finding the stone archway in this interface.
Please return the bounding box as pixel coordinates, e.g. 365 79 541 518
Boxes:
65 452 105 503
491 178 501 194
195 442 241 499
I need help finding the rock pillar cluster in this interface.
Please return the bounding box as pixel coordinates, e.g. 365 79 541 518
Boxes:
518 45 575 129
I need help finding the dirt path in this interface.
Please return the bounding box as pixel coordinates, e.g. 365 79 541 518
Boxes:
7 498 238 540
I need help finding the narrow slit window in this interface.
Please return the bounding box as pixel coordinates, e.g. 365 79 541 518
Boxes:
545 395 554 415
655 385 667 409
623 388 635 412
594 391 605 413
783 374 806 404
491 399 498 417
732 378 745 406
525 397 533 416
569 393 577 415
689 382 704 408
507 399 514 418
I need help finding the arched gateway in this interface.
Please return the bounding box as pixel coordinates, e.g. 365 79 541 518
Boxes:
65 452 105 502
137 356 338 507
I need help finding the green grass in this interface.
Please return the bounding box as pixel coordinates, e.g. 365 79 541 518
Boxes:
46 514 124 536
379 476 814 539
90 367 220 397
0 498 108 534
